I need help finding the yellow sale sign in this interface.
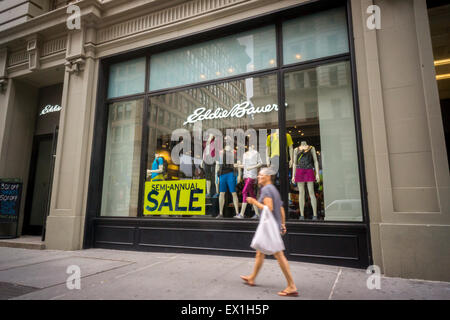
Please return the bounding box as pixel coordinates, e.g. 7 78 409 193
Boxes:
143 180 206 215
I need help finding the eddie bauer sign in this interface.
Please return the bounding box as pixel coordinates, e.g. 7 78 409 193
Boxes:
40 104 62 116
183 101 286 125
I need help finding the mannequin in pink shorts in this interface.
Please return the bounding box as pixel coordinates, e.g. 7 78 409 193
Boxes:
291 141 320 220
235 144 262 219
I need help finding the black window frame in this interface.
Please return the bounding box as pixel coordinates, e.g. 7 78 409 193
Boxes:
85 0 371 244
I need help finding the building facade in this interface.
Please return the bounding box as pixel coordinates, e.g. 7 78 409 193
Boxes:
0 0 449 282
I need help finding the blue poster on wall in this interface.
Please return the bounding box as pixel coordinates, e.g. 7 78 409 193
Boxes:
0 179 22 238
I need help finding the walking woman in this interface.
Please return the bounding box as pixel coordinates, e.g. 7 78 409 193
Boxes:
240 167 298 297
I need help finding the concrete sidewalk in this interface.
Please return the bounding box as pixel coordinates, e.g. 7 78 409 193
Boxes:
0 247 449 300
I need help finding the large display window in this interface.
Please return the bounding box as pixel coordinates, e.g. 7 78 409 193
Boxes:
98 5 365 224
145 75 278 218
285 61 362 221
100 100 143 217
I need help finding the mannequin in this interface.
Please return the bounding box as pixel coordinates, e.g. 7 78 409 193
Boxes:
193 155 203 179
235 144 262 219
291 141 320 220
201 134 218 196
266 129 294 172
147 152 165 181
215 139 240 218
179 150 194 179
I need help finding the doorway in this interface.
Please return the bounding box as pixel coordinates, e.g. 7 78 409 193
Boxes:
22 131 58 238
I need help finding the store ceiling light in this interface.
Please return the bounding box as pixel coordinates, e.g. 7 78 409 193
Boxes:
434 58 450 66
436 73 450 80
295 54 302 60
269 59 275 65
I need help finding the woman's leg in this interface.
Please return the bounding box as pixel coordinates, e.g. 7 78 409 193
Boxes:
241 251 265 285
231 192 240 216
218 192 225 216
249 179 259 216
240 178 250 217
297 182 306 218
307 181 317 218
273 251 297 292
251 250 265 279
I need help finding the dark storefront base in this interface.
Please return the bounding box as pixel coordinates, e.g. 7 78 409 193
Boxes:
90 218 370 269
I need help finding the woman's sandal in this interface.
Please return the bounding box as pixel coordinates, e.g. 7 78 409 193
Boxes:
240 275 255 286
277 290 299 297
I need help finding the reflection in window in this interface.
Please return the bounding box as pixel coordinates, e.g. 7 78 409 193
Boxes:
100 100 143 217
285 61 362 222
308 71 318 87
117 105 123 120
283 7 349 65
149 25 277 91
145 75 279 219
294 73 305 89
108 58 146 99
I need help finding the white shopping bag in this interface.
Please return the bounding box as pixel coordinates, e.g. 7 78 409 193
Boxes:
250 205 285 255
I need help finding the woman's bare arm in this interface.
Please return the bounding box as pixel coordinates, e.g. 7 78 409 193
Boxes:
249 197 273 212
263 197 273 212
280 206 287 235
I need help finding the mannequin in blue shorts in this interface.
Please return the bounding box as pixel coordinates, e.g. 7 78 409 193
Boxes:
215 143 240 219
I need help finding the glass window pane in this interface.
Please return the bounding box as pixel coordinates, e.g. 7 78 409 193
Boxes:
285 61 362 222
149 25 277 91
101 99 143 217
145 74 279 218
283 7 349 65
108 57 146 99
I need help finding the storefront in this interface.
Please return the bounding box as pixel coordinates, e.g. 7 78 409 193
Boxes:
84 1 372 268
2 0 448 281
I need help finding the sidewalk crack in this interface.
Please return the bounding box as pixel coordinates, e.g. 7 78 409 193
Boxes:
113 255 178 280
328 268 342 300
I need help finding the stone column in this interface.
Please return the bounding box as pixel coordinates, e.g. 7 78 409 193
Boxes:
0 47 7 92
352 0 450 281
45 23 98 250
